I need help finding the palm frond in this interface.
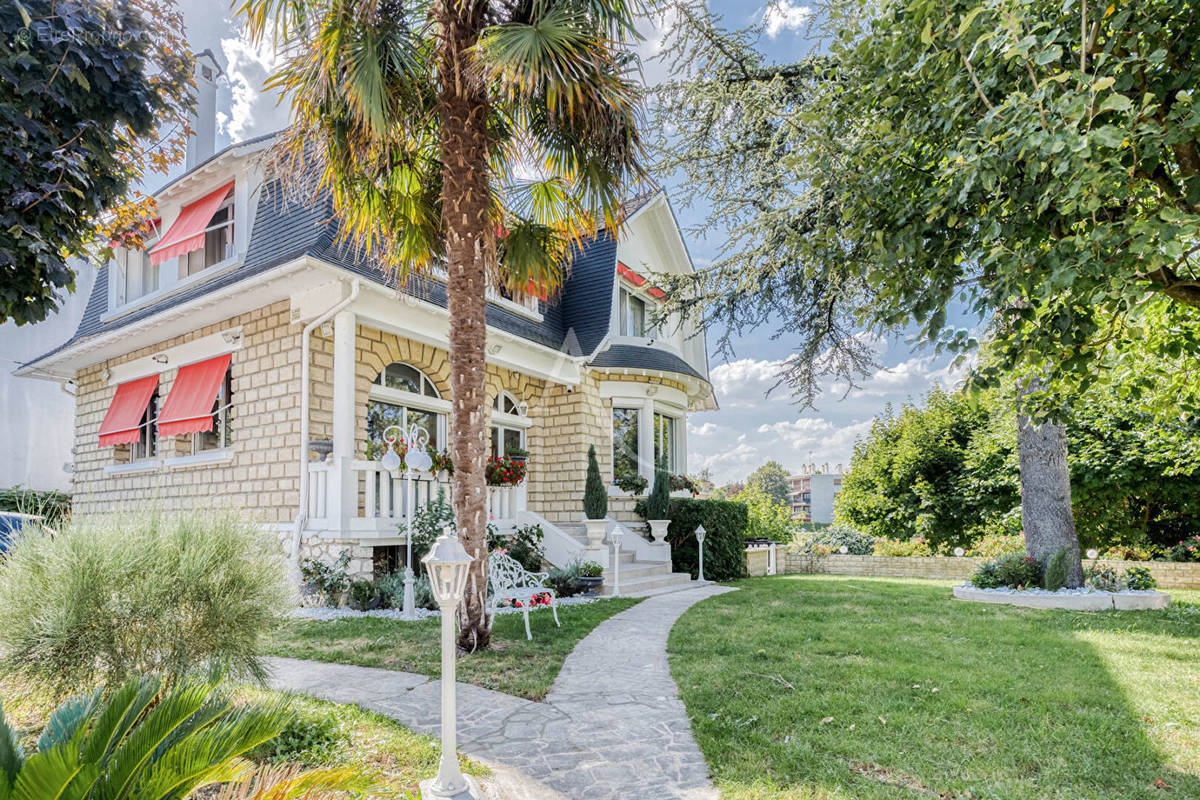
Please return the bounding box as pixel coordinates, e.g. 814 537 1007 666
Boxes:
0 703 25 793
213 763 382 800
10 739 97 800
37 690 101 755
81 678 159 771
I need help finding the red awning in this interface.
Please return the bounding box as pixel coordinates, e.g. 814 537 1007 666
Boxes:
147 182 233 266
98 375 159 447
617 261 648 287
647 286 666 299
157 354 231 437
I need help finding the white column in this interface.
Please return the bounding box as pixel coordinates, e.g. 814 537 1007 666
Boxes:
327 310 357 532
638 398 654 480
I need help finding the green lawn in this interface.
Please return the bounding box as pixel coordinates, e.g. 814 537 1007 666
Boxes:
268 598 641 700
669 575 1200 800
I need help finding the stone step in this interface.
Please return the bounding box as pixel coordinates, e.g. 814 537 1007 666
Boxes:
608 560 674 580
618 579 708 599
602 570 694 597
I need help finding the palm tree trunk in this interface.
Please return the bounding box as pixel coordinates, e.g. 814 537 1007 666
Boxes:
436 0 493 650
1015 382 1084 588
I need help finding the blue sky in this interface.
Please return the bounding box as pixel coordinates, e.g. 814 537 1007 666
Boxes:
167 0 968 485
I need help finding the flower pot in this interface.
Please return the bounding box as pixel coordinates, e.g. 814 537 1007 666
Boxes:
648 519 670 543
507 454 527 465
584 518 609 548
576 575 603 596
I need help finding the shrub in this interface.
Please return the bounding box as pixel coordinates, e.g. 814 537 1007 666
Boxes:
300 550 351 607
1042 548 1071 592
965 531 1026 558
970 552 1040 589
1086 564 1124 592
872 537 934 557
665 498 748 581
794 524 875 555
577 560 604 578
0 486 71 527
346 579 380 611
0 510 292 692
251 710 349 766
408 487 456 574
1100 543 1163 561
613 473 648 494
584 445 608 520
645 461 671 520
1167 535 1200 562
546 563 583 597
670 474 700 495
376 572 405 609
488 522 544 572
1124 566 1157 591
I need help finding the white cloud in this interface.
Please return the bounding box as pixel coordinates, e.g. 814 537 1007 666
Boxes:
219 32 287 142
762 1 811 38
689 350 969 485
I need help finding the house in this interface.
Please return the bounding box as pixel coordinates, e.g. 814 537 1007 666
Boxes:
0 265 96 492
788 467 843 524
15 55 715 595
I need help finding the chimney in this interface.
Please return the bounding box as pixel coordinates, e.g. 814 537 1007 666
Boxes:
185 49 223 171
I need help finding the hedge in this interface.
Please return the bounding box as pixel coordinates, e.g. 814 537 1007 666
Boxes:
665 498 748 581
0 487 70 527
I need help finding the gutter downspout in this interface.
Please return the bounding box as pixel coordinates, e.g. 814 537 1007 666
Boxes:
290 279 360 572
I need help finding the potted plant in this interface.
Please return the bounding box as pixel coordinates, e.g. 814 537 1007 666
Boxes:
575 560 605 595
645 460 671 543
429 447 454 477
505 445 529 465
486 455 527 486
613 472 648 495
583 444 608 547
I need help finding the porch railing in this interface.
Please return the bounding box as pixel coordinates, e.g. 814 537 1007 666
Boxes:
306 459 527 537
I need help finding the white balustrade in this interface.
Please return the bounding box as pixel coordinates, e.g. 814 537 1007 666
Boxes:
307 461 331 519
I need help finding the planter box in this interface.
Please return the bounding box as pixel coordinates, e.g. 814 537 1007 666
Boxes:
952 584 1170 611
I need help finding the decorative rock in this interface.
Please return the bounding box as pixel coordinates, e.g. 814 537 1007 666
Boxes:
952 584 1171 611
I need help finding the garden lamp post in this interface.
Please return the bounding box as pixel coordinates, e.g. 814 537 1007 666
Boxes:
420 527 479 800
609 526 624 597
695 524 707 582
382 423 434 621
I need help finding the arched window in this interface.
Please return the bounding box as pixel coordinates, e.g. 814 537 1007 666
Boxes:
367 362 448 459
490 391 530 457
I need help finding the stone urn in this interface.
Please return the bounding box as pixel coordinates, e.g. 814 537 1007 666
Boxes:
647 519 670 544
584 518 609 548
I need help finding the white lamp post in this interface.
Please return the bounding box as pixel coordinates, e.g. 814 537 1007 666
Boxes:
695 524 707 582
954 547 965 557
609 526 624 597
420 528 479 800
382 424 434 621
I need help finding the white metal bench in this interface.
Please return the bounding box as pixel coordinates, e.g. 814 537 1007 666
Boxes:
488 551 560 640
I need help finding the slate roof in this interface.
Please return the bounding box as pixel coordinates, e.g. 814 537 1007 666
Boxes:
30 179 624 366
587 344 706 381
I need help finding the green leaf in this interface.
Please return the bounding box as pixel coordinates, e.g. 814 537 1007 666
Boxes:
1098 94 1133 113
920 19 933 45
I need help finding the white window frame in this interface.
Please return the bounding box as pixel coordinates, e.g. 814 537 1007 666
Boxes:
192 367 233 454
182 191 236 278
489 391 531 457
653 409 680 473
608 395 688 486
130 389 159 462
368 363 451 451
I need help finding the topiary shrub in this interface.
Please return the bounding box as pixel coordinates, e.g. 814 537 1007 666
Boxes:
1042 547 1071 592
645 460 671 520
584 444 607 520
0 509 293 693
665 499 748 581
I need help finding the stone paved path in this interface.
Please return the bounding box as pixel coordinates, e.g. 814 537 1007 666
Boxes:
267 583 733 800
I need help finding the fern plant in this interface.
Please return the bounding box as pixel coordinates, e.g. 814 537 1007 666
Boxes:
583 445 608 521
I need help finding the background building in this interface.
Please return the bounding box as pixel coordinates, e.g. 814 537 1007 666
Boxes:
789 465 844 523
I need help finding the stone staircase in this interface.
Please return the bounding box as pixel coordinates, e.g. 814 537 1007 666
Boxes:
556 521 694 598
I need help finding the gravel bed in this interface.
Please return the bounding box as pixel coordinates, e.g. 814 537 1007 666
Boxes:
291 595 599 622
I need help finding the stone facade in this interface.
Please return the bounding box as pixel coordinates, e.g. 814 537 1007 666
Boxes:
72 300 301 524
780 552 1200 589
69 300 698 578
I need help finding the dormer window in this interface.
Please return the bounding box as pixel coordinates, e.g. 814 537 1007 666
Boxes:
148 181 235 276
619 288 648 337
116 244 160 305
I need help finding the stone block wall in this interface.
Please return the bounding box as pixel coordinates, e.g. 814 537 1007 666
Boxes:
780 552 1200 589
71 300 301 524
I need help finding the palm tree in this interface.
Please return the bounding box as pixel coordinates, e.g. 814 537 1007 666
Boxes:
237 0 646 649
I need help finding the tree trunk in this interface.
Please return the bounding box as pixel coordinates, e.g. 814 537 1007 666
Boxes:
1015 389 1084 588
436 0 493 650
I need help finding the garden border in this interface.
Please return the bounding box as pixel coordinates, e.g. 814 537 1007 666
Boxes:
951 584 1171 610
777 552 1200 589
